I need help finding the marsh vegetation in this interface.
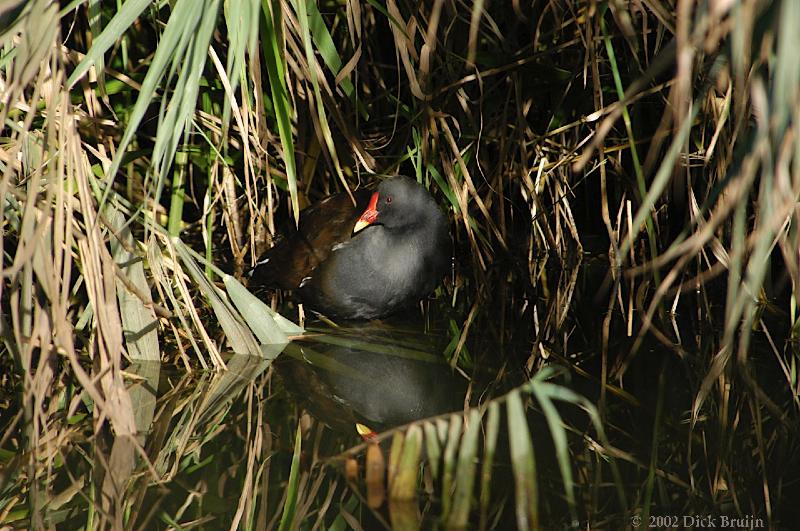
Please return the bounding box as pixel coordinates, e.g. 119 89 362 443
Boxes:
2 0 799 529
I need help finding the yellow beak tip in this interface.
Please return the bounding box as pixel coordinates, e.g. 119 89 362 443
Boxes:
353 220 370 233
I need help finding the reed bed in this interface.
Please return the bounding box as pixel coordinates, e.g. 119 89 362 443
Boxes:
2 0 799 529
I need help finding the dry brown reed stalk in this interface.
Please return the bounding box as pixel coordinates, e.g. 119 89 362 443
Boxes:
2 6 136 527
1 2 281 526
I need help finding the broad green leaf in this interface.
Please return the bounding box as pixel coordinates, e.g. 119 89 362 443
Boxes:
423 421 441 479
531 384 577 524
125 361 160 443
278 424 302 531
107 204 160 361
479 401 500 529
441 414 462 519
67 0 151 87
261 0 299 223
506 390 538 530
96 0 222 213
223 273 301 345
174 239 260 357
390 425 422 500
448 408 482 527
292 0 348 197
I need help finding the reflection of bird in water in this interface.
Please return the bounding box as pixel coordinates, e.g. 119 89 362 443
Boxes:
276 319 466 433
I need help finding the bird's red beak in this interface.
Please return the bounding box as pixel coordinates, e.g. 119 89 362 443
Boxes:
354 192 379 233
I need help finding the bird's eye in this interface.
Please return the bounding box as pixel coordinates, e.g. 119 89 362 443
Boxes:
386 196 393 204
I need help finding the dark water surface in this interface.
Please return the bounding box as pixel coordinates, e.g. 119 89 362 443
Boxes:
19 255 800 530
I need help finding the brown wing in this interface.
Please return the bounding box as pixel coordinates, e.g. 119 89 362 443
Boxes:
249 189 371 289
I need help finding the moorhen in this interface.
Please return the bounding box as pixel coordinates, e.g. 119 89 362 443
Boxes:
250 176 450 319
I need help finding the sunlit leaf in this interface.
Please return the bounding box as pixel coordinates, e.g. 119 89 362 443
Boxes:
423 421 442 480
261 0 299 223
389 425 422 500
366 442 386 508
506 390 538 530
479 401 500 529
223 273 300 346
440 413 462 519
107 205 160 362
67 0 151 87
174 239 260 358
448 408 482 527
278 424 302 531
